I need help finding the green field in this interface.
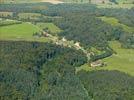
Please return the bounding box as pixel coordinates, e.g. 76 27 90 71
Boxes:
0 22 51 42
36 22 62 34
97 4 134 9
99 16 134 33
76 41 134 76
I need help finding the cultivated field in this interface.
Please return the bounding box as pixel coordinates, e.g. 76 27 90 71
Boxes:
76 41 134 76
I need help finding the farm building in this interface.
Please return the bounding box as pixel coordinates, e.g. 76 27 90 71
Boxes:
90 60 104 67
62 37 67 42
74 42 81 49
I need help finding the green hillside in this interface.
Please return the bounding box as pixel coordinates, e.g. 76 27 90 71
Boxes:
0 2 134 100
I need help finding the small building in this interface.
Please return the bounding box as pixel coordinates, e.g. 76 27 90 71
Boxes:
62 37 67 42
90 60 103 67
74 42 81 49
42 32 49 37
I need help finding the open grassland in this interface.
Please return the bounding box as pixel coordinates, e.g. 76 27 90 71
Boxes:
76 41 134 76
0 22 50 42
36 22 62 34
97 4 134 9
99 16 134 33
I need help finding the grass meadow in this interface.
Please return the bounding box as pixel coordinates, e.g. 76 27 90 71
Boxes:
97 4 134 9
99 16 134 33
0 22 51 42
76 41 134 76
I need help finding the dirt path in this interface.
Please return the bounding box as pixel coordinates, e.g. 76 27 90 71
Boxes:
44 31 91 61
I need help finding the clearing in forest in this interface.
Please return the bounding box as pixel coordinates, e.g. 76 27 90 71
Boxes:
99 16 134 33
76 41 134 76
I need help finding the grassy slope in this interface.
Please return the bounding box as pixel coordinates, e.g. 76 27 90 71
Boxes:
36 23 61 34
76 41 134 76
0 22 50 42
97 4 134 9
99 16 134 33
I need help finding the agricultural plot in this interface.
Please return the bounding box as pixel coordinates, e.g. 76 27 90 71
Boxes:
76 41 134 76
0 22 50 42
99 16 134 33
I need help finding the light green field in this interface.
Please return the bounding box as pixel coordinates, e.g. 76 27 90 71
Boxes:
0 22 50 42
76 41 134 76
97 4 134 9
36 23 62 34
99 16 134 33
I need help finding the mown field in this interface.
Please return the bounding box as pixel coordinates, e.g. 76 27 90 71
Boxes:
99 16 134 33
0 21 48 42
76 41 134 76
0 18 62 42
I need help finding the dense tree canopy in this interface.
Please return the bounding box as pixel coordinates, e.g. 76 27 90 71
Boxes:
0 41 87 100
77 70 134 100
0 2 134 100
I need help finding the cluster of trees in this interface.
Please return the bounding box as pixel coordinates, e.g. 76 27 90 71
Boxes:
0 3 133 49
0 20 22 26
1 3 134 27
54 13 124 49
0 41 134 100
0 3 134 99
0 41 87 100
77 70 134 100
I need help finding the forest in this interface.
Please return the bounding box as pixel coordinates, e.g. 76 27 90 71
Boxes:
0 41 134 100
0 1 134 100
